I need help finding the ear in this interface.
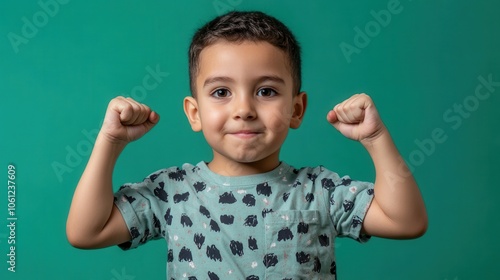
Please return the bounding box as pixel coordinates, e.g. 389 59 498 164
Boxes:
183 96 202 132
290 91 307 129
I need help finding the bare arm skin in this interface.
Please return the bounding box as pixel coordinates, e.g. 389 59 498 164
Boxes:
327 94 428 239
66 97 159 248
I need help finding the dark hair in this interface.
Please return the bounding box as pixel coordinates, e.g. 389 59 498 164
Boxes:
188 11 301 96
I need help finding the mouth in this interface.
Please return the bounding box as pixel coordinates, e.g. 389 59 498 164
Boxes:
230 130 262 138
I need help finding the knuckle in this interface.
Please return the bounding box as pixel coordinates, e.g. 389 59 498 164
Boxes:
109 97 121 106
124 102 133 111
141 104 151 113
129 102 141 112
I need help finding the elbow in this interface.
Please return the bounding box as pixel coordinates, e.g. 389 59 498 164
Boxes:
66 222 95 249
416 215 429 237
404 214 428 239
414 208 429 238
66 227 86 249
409 221 427 238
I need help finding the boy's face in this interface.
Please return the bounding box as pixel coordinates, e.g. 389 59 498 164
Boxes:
184 41 307 175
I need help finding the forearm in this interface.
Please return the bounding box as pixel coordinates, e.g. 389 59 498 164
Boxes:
362 126 427 232
66 133 126 240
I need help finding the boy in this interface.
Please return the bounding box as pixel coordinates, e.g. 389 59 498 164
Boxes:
67 11 427 279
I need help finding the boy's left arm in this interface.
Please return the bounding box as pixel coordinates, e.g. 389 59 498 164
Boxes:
327 93 428 239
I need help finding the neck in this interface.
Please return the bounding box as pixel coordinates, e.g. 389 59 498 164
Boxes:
207 156 280 177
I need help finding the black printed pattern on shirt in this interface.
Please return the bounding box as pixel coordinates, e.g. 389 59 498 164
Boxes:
114 163 374 279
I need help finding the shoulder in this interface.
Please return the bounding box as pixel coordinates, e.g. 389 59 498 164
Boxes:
285 163 373 194
140 163 201 183
286 164 342 184
115 163 202 192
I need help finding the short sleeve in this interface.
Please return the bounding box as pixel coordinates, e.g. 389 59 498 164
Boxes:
327 174 374 243
113 173 166 250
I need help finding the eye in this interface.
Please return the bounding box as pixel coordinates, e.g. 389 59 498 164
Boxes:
211 88 231 98
257 88 277 97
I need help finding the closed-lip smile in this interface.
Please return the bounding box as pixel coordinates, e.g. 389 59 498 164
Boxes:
230 130 262 138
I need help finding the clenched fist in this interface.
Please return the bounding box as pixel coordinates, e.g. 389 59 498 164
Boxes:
100 97 160 144
327 93 385 143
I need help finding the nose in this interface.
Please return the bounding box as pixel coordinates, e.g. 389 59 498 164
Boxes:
232 94 256 120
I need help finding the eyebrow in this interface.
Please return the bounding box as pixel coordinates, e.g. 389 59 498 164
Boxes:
203 75 285 88
203 76 234 88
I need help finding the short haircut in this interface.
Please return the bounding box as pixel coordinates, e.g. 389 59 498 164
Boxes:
188 11 302 96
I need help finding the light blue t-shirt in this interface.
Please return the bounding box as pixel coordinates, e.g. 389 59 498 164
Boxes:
114 161 374 279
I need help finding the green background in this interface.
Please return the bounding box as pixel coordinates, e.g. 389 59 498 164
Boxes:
1 0 499 279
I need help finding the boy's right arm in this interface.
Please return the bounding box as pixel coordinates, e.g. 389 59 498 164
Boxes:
66 97 160 249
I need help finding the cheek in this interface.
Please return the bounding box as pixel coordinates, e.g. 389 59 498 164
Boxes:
266 106 293 132
200 108 225 127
